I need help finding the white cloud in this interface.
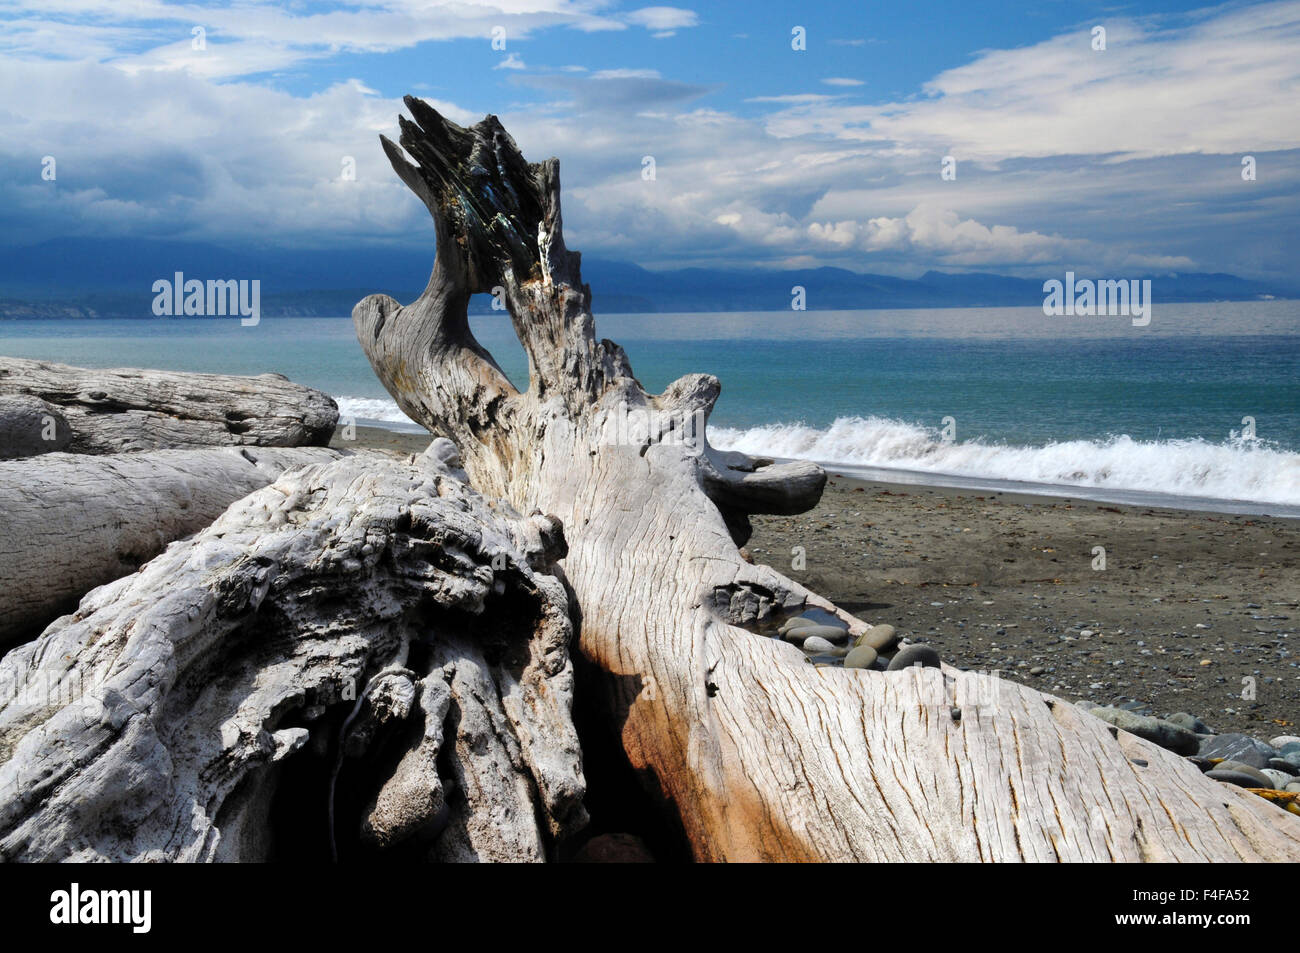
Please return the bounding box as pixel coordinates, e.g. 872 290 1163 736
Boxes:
494 52 527 70
761 2 1300 160
0 0 1295 282
821 77 864 87
626 7 699 31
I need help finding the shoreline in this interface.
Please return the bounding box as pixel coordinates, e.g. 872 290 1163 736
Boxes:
340 421 1300 518
339 424 1300 736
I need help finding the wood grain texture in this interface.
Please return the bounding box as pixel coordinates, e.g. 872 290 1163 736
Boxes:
0 356 338 453
0 443 584 861
352 100 1300 862
0 446 340 645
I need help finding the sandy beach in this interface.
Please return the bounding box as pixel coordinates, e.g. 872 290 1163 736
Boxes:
341 425 1300 736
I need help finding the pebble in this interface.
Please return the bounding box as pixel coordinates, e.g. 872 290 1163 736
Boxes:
793 624 852 645
1198 733 1280 769
801 636 847 657
1213 760 1274 788
1287 780 1300 794
778 616 821 636
1269 735 1300 748
1165 711 1213 735
844 645 878 670
856 624 899 651
1261 768 1293 790
1206 768 1270 789
886 644 942 672
1087 707 1200 756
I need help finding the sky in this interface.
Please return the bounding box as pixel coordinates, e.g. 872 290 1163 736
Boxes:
1 0 1298 280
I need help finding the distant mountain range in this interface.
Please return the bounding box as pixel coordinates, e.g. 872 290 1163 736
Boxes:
1 237 1294 318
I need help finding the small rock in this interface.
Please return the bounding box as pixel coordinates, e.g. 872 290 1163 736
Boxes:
1206 768 1270 789
1214 760 1274 788
1261 768 1293 790
791 624 852 645
1286 780 1300 794
1087 707 1200 756
1270 736 1300 749
844 645 878 670
801 636 846 657
1029 666 1045 676
778 616 821 636
886 644 941 672
856 623 899 651
1165 711 1213 735
1266 757 1299 776
1198 733 1279 769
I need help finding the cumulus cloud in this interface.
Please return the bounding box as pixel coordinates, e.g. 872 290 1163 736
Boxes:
760 2 1300 160
625 7 699 33
0 0 1296 283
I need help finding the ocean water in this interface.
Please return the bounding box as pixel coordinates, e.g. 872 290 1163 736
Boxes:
1 302 1297 511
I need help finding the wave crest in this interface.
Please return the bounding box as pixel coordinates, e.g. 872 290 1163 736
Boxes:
710 416 1300 506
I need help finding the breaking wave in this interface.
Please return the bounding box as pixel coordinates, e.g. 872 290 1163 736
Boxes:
710 416 1300 506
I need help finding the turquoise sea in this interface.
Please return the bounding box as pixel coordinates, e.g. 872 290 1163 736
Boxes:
2 301 1297 512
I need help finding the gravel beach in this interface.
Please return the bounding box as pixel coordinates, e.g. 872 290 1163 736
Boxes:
751 472 1300 737
340 426 1300 736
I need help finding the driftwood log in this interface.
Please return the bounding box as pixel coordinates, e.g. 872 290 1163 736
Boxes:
0 357 338 453
0 394 72 458
351 99 1300 861
0 443 584 861
0 447 340 646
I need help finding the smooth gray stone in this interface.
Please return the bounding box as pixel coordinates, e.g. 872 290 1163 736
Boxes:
1088 707 1200 756
1206 768 1270 789
1266 758 1299 776
1286 780 1300 794
801 636 846 657
1197 733 1279 769
1261 768 1293 790
886 644 941 672
778 616 820 636
856 624 899 651
791 624 852 645
844 645 878 670
1215 761 1273 787
1268 735 1300 748
1166 711 1213 735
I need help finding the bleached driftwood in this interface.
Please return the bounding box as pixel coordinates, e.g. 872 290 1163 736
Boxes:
0 357 338 453
0 443 584 861
0 394 71 458
0 447 340 645
352 99 1300 861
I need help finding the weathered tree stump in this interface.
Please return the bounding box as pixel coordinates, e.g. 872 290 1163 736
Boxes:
350 99 1300 861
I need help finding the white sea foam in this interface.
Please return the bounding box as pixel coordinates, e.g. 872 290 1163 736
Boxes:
336 395 1300 506
710 416 1300 506
335 396 417 425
